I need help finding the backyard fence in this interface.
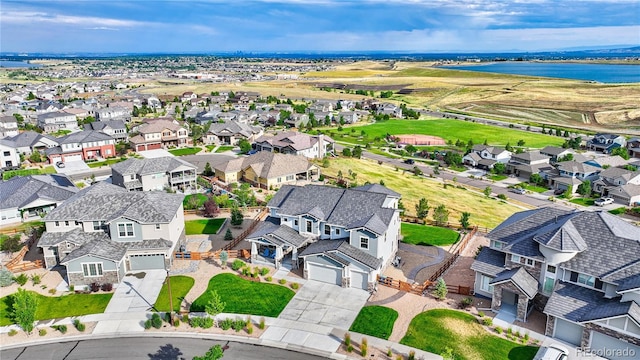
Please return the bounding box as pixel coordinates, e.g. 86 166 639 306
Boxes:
428 226 478 283
447 284 472 295
174 249 250 260
5 245 43 273
222 207 268 251
377 275 431 296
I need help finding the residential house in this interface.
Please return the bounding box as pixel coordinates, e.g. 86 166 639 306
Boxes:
62 108 91 120
245 184 401 290
285 113 309 128
337 111 359 124
607 184 640 206
587 133 627 154
377 103 402 118
549 161 601 193
309 100 334 113
205 121 263 145
129 119 191 151
464 144 511 170
214 151 319 189
0 139 21 169
471 207 640 357
585 155 628 169
182 92 197 102
37 182 185 287
95 107 132 122
0 115 19 138
253 131 334 159
540 146 574 164
627 138 640 159
111 156 197 193
592 167 640 195
37 111 80 133
506 151 550 179
84 120 128 142
45 130 116 164
5 131 59 156
0 174 78 225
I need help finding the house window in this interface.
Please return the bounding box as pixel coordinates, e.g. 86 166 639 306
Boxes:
155 224 161 230
3 151 10 156
64 221 69 226
294 219 298 226
480 275 494 293
525 258 535 267
547 265 556 274
360 237 369 249
55 221 60 227
324 224 330 235
118 223 134 237
511 254 521 264
277 177 282 183
82 262 103 277
286 175 294 181
306 220 312 233
577 273 595 287
93 221 101 231
490 240 503 249
335 228 340 235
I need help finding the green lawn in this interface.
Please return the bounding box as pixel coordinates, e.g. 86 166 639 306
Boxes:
519 183 549 193
87 158 127 168
168 147 202 156
205 145 216 152
338 119 564 148
609 207 627 215
185 218 226 235
190 273 294 317
569 197 596 207
401 309 538 360
2 166 56 180
488 175 508 181
215 145 235 153
349 305 398 340
154 275 195 312
401 223 460 246
0 292 112 326
183 194 209 209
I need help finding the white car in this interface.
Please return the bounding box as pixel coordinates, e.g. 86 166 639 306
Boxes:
509 187 526 195
594 197 614 206
533 344 569 360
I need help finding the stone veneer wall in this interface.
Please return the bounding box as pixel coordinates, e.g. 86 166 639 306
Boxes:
68 270 120 287
491 282 530 322
546 315 555 336
582 323 640 348
342 276 350 288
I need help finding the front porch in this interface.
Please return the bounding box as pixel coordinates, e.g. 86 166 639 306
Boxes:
489 267 538 323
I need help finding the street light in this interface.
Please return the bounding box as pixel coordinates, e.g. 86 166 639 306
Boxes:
165 268 174 326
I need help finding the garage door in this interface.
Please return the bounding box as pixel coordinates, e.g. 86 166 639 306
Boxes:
130 254 165 271
307 262 341 286
350 270 369 290
591 331 640 360
63 154 82 162
554 318 584 346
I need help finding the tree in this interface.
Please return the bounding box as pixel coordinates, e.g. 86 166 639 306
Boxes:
203 197 220 218
322 157 330 168
219 250 228 269
529 173 545 186
29 151 43 163
12 288 38 334
557 153 574 162
193 344 224 360
413 166 423 176
564 185 573 199
433 204 449 227
224 228 233 241
405 144 417 154
432 278 448 300
352 145 362 159
415 198 430 220
342 148 352 157
238 139 252 154
460 212 471 230
611 147 630 160
205 290 225 318
517 139 526 147
483 186 492 198
577 180 592 197
443 152 462 167
505 142 513 152
203 162 214 177
26 92 35 100
230 207 244 226
492 162 506 175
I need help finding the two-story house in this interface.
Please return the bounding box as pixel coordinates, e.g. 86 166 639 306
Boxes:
549 161 601 194
471 207 640 358
0 115 19 138
37 182 185 287
285 113 309 128
540 146 574 164
37 111 80 134
587 133 627 154
627 137 640 159
592 167 640 195
84 120 128 142
5 131 59 156
463 144 512 170
129 119 191 151
111 156 197 193
95 107 132 123
245 184 401 291
205 121 263 146
0 139 21 169
506 151 550 179
253 131 334 159
45 130 116 164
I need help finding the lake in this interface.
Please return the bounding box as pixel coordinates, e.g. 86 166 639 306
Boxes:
0 60 42 68
442 62 640 83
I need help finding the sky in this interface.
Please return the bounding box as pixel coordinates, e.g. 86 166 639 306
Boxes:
1 0 639 54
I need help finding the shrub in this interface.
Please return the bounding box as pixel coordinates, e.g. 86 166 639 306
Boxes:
8 329 17 336
53 324 67 333
101 283 113 292
201 317 214 329
496 327 503 334
242 267 250 276
89 282 100 292
344 332 351 347
246 321 254 334
259 317 265 330
260 267 269 276
507 327 512 335
0 268 15 287
231 259 245 271
69 285 74 292
48 288 56 295
144 320 152 329
483 317 493 326
396 355 403 360
74 320 86 332
189 316 214 329
39 328 47 336
31 274 41 285
265 276 272 282
219 318 233 330
478 311 485 318
151 313 163 329
164 312 172 323
278 279 286 285
290 282 299 290
346 344 353 353
182 314 189 323
232 319 246 332
497 194 507 200
524 333 530 341
515 330 521 338
387 347 393 357
14 273 28 286
173 318 180 327
459 297 473 309
361 337 368 357
408 350 416 360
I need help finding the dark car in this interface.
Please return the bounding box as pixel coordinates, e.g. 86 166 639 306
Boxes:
404 159 415 165
554 188 565 195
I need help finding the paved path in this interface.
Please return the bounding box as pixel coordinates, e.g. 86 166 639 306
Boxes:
104 270 166 313
399 243 446 282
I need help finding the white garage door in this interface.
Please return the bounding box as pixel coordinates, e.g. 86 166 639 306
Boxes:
130 254 165 271
591 331 640 360
63 154 83 162
554 318 584 346
350 270 369 290
308 262 341 286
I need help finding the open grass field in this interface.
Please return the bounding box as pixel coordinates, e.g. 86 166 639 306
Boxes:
401 223 460 246
339 119 564 148
185 219 226 235
349 305 398 340
190 273 294 317
2 166 56 180
321 158 527 228
400 309 538 360
154 275 195 312
0 292 113 326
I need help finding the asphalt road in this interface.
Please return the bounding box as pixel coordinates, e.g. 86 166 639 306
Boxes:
1 337 328 360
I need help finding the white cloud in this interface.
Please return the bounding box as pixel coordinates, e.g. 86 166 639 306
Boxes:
0 10 155 29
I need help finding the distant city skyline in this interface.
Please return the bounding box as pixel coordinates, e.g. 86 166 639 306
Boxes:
1 0 639 54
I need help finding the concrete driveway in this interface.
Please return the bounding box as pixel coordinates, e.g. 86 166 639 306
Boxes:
104 270 167 313
55 160 90 174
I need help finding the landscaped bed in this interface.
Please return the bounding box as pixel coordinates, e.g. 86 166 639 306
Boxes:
190 273 294 317
401 223 460 246
154 275 195 312
401 309 538 360
168 147 202 156
185 219 226 235
183 194 209 209
349 305 398 340
0 292 112 326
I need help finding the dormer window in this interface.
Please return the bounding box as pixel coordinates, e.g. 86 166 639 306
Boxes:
490 240 503 250
578 273 595 287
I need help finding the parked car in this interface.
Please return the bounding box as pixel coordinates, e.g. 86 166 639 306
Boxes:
509 187 526 195
533 344 568 360
553 188 565 196
594 197 614 206
404 159 415 165
56 161 65 168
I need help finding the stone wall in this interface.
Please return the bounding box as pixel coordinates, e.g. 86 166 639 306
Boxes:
342 276 350 288
583 323 640 348
546 315 555 336
491 282 530 322
68 270 120 287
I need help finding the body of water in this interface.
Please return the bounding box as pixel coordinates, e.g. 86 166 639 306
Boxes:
442 62 640 83
0 60 42 68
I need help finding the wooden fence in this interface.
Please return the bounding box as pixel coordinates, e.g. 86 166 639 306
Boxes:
5 245 44 273
447 284 472 295
401 215 491 233
377 275 431 296
428 226 478 283
174 249 250 260
222 208 268 251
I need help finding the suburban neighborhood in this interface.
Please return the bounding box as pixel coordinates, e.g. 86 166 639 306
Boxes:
0 55 639 360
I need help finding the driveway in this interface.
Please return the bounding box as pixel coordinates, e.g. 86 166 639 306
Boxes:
55 160 90 174
104 270 167 313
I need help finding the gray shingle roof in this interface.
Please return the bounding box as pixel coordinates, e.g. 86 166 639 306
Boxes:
245 221 310 247
60 237 128 263
471 247 506 276
38 228 102 247
111 156 196 176
490 267 538 299
299 239 383 269
352 184 401 198
580 300 640 324
214 151 314 180
6 131 57 148
58 130 114 144
0 174 78 210
126 239 173 250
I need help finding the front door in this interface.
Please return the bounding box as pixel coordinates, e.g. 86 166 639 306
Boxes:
501 289 518 315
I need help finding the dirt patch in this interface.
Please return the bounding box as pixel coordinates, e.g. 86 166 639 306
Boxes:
395 134 446 146
442 233 489 288
0 322 97 347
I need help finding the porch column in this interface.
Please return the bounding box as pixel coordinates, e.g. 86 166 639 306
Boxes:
292 248 298 269
251 242 257 261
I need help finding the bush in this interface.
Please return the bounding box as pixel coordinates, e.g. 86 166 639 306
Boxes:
14 273 28 286
31 274 41 285
151 313 163 329
73 319 86 332
232 319 246 332
201 317 214 329
182 314 189 323
89 282 100 292
290 282 299 290
242 267 250 276
361 337 368 357
144 320 152 329
48 288 56 294
387 347 393 357
39 328 47 336
260 267 269 276
259 317 265 330
190 316 214 329
497 194 507 200
496 327 503 334
515 330 521 338
346 344 353 353
173 318 180 327
264 276 272 282
8 329 17 336
0 268 14 287
483 317 493 326
408 350 416 360
278 279 286 285
101 283 113 292
53 324 67 333
507 327 512 335
231 259 245 271
459 297 473 309
478 311 485 318
219 318 233 330
344 332 351 347
246 321 254 334
524 333 530 341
